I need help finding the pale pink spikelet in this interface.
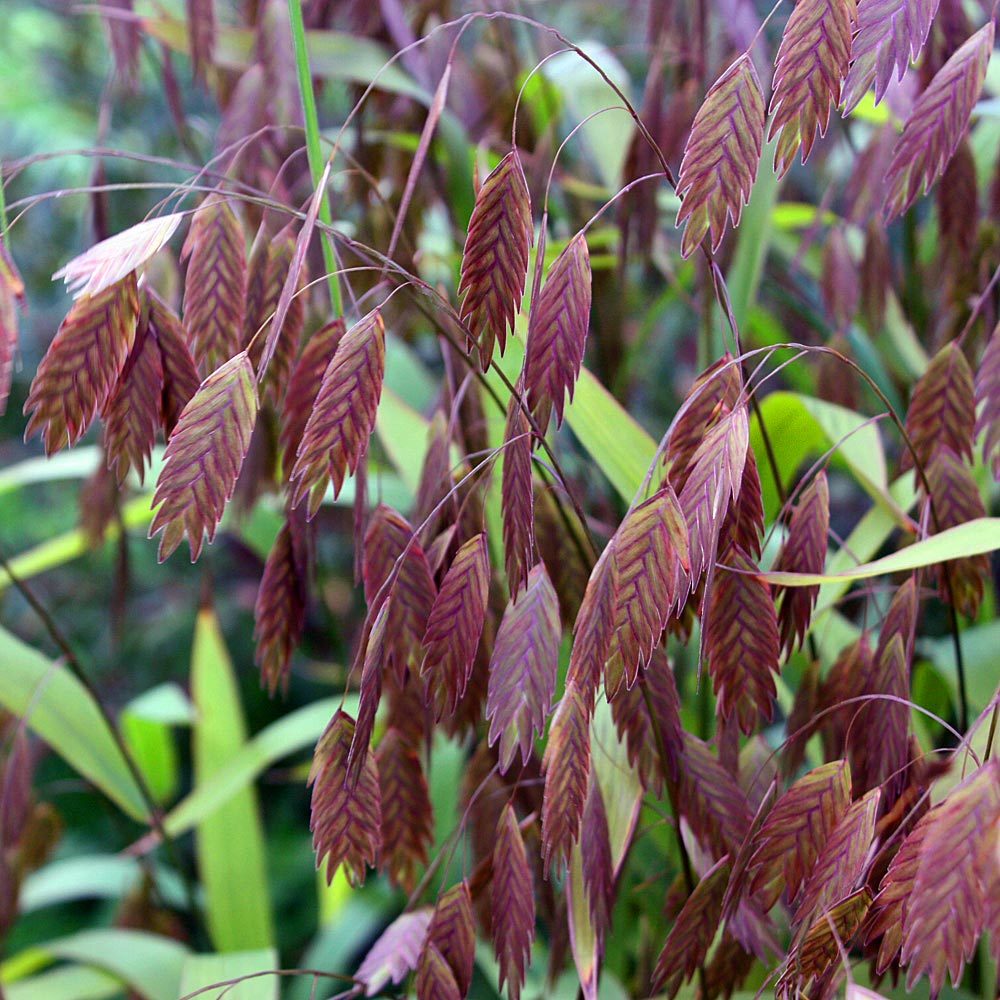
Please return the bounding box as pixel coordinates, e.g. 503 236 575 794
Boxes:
363 504 437 684
904 341 975 469
842 0 942 113
54 214 182 299
102 0 140 88
773 472 829 657
280 318 345 479
308 709 381 887
148 293 200 435
149 351 259 561
769 0 857 176
24 274 139 455
821 226 859 332
524 233 592 426
883 24 994 219
492 803 535 1000
705 548 780 735
254 510 309 695
420 533 491 722
541 683 591 870
747 760 852 911
104 315 164 483
675 55 765 257
975 323 1000 479
0 238 25 416
355 909 432 996
605 486 689 695
181 196 246 371
486 562 561 773
501 399 535 598
290 309 385 517
458 150 532 370
652 856 731 998
377 727 433 893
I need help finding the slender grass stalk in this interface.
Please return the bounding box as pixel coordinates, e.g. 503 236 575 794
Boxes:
287 0 344 317
0 161 9 240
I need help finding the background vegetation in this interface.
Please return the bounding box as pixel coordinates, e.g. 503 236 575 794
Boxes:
0 1 997 998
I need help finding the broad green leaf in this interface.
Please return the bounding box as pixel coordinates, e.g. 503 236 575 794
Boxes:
4 965 120 1000
0 494 154 594
20 855 185 912
727 137 782 333
375 387 430 495
0 447 101 496
179 949 279 1000
750 391 896 521
162 696 357 841
0 625 147 820
759 518 1000 586
1 930 189 1000
191 609 273 951
120 683 193 804
566 368 657 503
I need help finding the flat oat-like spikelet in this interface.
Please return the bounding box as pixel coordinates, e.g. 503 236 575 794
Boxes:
705 547 781 735
104 317 164 484
679 732 754 857
186 0 216 81
355 908 433 996
652 857 731 998
675 55 765 258
253 510 308 695
492 803 535 1000
793 788 879 931
904 341 975 469
605 486 689 695
923 445 990 618
566 543 618 707
147 294 200 435
975 323 1000 479
524 233 592 426
419 882 476 997
486 562 561 773
308 708 381 887
842 0 942 113
290 309 385 517
541 682 591 870
363 504 437 683
420 533 491 722
149 351 259 561
181 195 246 370
279 318 344 480
747 760 852 911
779 888 872 996
24 273 139 455
580 777 614 945
376 727 433 893
501 399 536 599
883 23 994 219
909 760 998 990
769 0 857 177
773 471 829 657
679 404 749 592
459 150 532 371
